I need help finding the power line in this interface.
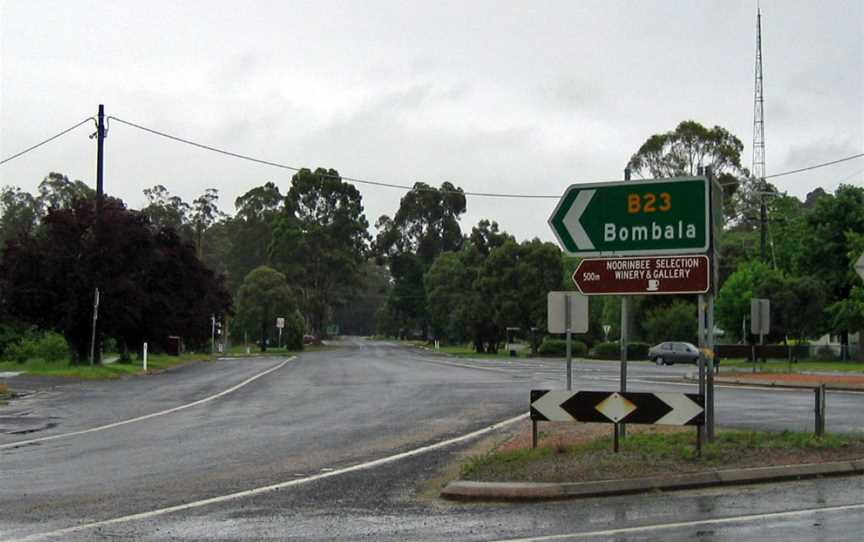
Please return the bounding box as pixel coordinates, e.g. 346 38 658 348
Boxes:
109 115 863 197
108 116 561 199
764 152 864 180
0 118 95 166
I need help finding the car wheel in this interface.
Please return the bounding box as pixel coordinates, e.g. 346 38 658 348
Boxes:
655 356 664 366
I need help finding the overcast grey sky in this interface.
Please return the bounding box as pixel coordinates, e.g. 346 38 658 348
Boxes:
1 0 862 242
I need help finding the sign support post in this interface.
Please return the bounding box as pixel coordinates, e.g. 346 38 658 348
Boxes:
548 292 588 391
618 168 632 443
707 293 716 440
565 295 572 390
697 294 706 450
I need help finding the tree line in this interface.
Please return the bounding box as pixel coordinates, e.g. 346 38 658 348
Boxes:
1 120 861 363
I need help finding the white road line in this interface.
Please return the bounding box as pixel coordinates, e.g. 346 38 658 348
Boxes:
490 501 864 541
0 357 294 451
13 412 529 542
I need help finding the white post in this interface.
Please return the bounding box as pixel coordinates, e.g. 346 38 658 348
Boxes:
143 342 148 372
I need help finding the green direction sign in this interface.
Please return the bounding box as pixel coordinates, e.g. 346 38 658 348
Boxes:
549 177 709 257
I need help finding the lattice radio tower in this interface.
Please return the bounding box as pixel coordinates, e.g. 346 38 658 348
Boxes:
752 4 769 261
752 5 766 182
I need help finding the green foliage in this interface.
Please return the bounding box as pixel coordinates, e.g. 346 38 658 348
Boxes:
827 285 864 335
374 181 466 335
591 341 620 359
717 229 759 287
425 222 563 354
271 168 370 337
423 220 511 349
0 194 232 361
626 120 749 227
235 266 299 351
536 337 587 357
281 309 306 350
768 195 808 274
715 261 783 342
0 323 24 357
643 300 697 344
2 331 70 363
0 186 40 248
477 238 564 352
799 185 864 305
222 182 284 293
425 251 473 344
627 342 650 359
141 184 193 238
590 341 648 360
332 261 390 336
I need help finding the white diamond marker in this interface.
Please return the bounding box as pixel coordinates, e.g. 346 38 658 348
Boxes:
594 392 637 423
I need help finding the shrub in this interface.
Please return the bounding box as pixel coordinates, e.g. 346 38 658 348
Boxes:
628 342 650 360
590 341 650 360
591 341 619 359
283 310 306 350
537 337 587 357
643 300 698 345
816 345 837 361
0 324 23 357
3 332 70 363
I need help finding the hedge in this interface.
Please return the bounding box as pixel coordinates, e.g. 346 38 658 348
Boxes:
537 337 587 357
590 341 650 360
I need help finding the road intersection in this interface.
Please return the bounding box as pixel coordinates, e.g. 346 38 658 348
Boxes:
1 339 862 541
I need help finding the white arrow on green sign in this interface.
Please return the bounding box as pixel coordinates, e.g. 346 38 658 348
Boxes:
548 176 710 257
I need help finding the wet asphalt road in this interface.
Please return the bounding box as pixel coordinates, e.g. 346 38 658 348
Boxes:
1 339 863 541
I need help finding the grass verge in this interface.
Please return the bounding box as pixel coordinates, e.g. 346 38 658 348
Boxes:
720 359 864 373
222 345 318 357
0 352 212 380
461 425 864 484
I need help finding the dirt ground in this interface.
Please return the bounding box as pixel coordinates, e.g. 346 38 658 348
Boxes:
726 372 864 386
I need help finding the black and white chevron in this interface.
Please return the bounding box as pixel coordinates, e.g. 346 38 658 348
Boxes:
530 390 704 426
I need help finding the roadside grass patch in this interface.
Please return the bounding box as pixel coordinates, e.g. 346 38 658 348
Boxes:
721 359 864 373
461 426 864 483
0 352 211 380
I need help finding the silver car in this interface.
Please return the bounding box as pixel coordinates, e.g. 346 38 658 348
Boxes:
648 341 700 365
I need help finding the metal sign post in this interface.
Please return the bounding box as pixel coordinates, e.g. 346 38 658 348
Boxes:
706 293 716 440
276 317 285 348
89 288 100 366
547 292 588 391
565 296 572 390
750 298 770 371
619 297 628 444
697 294 706 450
